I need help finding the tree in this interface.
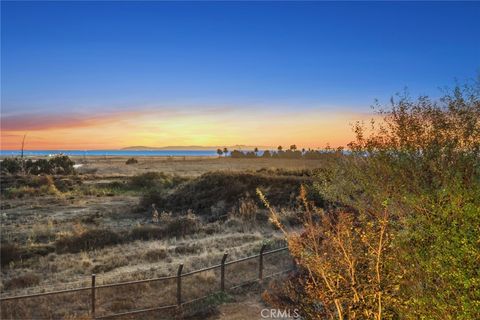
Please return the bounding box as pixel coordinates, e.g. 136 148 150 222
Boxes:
216 148 223 157
289 144 297 151
277 145 283 152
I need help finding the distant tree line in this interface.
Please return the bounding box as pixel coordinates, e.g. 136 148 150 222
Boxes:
225 145 345 159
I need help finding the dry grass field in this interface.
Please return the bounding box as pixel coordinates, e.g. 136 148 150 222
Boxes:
72 156 325 176
0 156 324 319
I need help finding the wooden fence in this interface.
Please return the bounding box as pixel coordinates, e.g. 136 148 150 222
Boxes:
1 246 292 319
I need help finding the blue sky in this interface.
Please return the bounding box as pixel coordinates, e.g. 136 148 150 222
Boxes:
1 1 479 149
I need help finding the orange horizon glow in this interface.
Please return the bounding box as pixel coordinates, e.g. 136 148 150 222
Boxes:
1 108 374 150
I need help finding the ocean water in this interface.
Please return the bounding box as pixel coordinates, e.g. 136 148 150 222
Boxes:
0 150 219 157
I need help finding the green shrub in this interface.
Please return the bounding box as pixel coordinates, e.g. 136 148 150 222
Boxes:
398 185 480 319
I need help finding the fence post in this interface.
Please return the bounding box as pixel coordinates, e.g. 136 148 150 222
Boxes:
176 264 184 307
91 274 96 319
259 244 267 281
220 252 228 292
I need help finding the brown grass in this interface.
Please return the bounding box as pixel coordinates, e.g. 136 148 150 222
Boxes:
66 156 327 177
4 273 41 290
55 228 123 253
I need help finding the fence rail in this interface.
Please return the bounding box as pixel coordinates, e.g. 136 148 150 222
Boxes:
1 246 292 319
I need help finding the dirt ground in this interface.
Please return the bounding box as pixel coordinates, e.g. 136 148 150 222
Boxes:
215 297 266 320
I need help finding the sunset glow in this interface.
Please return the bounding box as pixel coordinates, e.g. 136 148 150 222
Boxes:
1 107 369 150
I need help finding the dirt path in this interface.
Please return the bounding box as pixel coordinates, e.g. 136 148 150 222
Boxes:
215 299 265 319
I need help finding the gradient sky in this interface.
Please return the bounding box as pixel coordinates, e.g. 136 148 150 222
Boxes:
1 1 479 150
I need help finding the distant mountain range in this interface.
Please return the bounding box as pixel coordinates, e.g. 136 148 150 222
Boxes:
122 145 273 151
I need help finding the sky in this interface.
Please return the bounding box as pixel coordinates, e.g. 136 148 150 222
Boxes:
1 1 479 150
